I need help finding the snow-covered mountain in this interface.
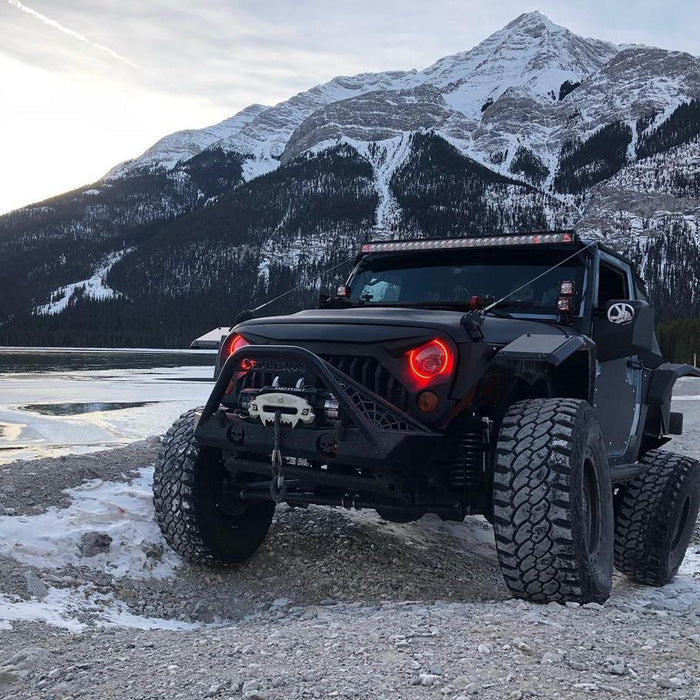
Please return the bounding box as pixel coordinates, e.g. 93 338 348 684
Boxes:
0 11 698 346
111 11 624 181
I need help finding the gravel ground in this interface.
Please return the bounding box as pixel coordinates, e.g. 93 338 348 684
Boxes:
0 440 152 516
0 439 698 700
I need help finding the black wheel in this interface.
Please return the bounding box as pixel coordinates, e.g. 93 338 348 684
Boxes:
153 408 275 565
614 450 700 586
493 398 614 604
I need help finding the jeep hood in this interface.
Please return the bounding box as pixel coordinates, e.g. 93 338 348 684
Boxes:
235 307 569 346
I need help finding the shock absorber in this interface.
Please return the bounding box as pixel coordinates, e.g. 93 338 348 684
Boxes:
448 419 489 491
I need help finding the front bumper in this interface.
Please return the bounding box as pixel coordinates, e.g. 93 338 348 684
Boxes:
194 344 441 473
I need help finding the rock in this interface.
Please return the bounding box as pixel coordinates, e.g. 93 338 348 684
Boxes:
477 644 491 654
24 571 48 600
464 683 479 695
300 606 321 620
419 673 440 686
565 601 580 609
269 597 291 609
655 677 683 689
516 641 532 654
242 680 260 692
140 541 164 561
243 692 267 700
79 531 112 557
0 669 20 688
603 657 627 676
541 651 562 664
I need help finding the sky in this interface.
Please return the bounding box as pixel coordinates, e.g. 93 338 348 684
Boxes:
1 0 698 215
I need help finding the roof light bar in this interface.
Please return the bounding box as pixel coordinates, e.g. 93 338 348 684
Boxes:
360 232 575 254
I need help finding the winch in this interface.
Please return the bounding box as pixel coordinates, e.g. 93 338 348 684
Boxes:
237 379 338 427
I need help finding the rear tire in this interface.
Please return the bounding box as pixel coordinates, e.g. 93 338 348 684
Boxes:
493 398 614 604
614 450 700 586
153 408 275 565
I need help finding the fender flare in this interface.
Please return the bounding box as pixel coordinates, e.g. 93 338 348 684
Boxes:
646 363 700 436
494 333 590 366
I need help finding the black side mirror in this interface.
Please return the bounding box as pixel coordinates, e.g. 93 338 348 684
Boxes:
594 300 655 361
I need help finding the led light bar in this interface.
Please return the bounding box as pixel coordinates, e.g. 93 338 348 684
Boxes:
361 232 575 254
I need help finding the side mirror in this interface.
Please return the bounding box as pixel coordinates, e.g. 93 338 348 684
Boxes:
594 300 655 361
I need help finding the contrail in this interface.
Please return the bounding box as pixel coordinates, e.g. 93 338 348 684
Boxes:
8 0 138 68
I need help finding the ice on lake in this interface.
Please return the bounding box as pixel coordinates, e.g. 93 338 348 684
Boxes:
0 349 215 463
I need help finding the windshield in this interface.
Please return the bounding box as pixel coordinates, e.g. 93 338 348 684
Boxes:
348 250 585 314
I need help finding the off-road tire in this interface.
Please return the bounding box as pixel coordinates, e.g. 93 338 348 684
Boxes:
493 398 614 604
153 408 275 565
614 450 700 586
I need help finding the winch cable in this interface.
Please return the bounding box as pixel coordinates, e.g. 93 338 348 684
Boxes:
234 254 356 324
270 409 287 503
481 241 596 315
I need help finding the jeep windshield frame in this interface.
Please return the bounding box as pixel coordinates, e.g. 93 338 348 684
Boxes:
346 248 588 318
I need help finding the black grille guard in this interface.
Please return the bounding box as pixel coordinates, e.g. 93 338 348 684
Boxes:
199 344 436 443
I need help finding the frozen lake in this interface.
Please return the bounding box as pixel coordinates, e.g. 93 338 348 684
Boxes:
0 348 216 463
1 347 699 465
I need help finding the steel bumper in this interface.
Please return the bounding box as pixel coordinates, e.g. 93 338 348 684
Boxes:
194 344 440 472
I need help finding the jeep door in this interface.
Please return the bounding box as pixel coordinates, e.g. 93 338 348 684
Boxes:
590 253 653 462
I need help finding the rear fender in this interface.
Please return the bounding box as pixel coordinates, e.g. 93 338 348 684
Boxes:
646 363 700 435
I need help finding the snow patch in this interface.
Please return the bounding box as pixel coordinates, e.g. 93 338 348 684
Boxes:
0 468 180 578
241 154 279 182
360 135 412 231
36 248 134 316
0 585 197 631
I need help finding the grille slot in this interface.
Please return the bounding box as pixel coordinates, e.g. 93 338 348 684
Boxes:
232 353 409 412
320 354 408 411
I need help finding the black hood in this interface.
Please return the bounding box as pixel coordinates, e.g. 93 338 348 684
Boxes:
236 307 568 346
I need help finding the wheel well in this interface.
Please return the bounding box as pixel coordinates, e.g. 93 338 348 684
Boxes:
469 349 593 435
549 350 592 401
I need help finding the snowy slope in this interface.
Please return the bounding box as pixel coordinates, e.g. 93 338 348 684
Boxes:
36 247 134 315
106 13 619 184
107 104 269 178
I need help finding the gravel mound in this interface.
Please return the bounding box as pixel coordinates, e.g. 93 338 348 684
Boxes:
0 441 698 699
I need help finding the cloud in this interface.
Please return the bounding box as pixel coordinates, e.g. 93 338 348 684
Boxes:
0 0 697 214
7 0 138 68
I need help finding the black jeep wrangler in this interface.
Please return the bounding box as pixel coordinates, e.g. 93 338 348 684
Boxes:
154 231 700 604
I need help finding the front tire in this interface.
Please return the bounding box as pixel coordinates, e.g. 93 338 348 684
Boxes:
614 450 700 586
493 398 614 604
153 408 275 565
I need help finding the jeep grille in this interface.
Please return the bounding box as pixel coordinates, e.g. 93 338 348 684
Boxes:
320 355 408 411
234 354 408 412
